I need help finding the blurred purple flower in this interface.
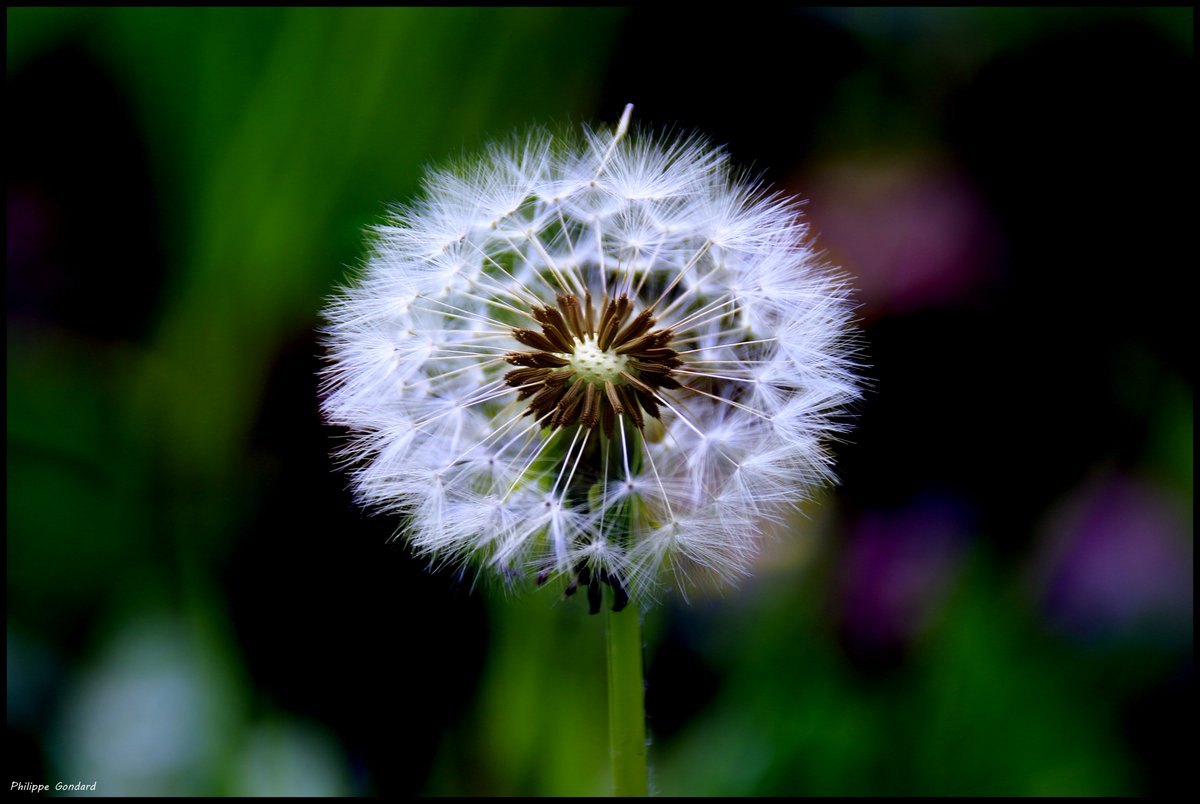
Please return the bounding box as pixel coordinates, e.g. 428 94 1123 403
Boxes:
1033 473 1192 644
837 496 971 662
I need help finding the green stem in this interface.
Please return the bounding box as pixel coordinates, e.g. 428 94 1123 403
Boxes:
605 599 648 796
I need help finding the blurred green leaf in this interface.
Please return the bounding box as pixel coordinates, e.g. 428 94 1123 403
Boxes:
650 549 1135 796
7 328 152 627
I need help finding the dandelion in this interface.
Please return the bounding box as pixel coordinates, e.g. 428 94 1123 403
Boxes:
321 104 860 607
321 104 860 794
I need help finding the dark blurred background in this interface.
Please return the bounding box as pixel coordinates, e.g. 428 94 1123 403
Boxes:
7 8 1192 796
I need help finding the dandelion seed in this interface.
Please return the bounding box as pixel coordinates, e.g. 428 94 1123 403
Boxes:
321 104 861 605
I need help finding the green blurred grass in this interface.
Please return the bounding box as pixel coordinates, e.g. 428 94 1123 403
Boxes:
8 7 624 795
7 7 1190 797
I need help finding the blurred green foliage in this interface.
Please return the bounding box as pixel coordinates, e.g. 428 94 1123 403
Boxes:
8 6 623 795
7 6 1191 798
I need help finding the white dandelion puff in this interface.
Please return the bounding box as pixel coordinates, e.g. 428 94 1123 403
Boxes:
320 104 862 609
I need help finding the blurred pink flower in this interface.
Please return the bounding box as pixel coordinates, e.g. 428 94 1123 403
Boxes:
796 155 1001 320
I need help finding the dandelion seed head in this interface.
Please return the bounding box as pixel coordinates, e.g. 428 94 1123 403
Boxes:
321 106 862 603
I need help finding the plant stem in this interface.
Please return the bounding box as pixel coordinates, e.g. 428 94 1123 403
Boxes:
605 599 648 796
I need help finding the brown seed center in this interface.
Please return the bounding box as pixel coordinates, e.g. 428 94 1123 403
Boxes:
502 292 683 435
